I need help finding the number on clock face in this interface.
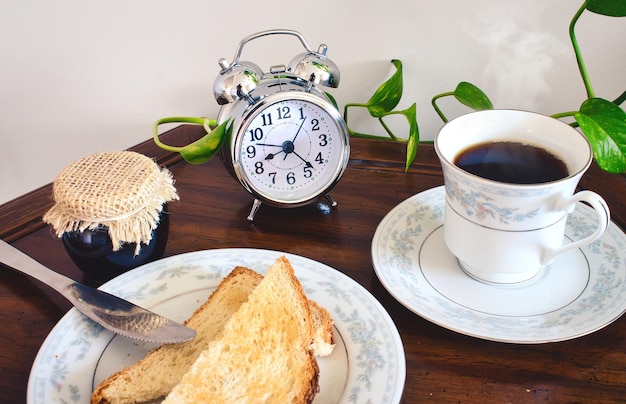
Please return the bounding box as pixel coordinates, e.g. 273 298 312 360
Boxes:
239 99 345 203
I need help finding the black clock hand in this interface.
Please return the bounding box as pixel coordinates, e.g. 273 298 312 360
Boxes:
265 150 284 160
293 151 316 169
258 143 284 160
279 119 307 162
291 117 306 143
256 143 283 147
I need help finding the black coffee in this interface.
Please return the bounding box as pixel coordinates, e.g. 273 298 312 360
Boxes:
454 141 569 184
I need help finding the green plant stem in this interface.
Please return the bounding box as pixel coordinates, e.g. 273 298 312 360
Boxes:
570 2 595 99
348 130 393 139
614 89 626 106
345 103 406 141
551 111 578 120
378 117 397 140
378 111 406 141
431 92 454 122
343 103 369 128
550 111 580 128
153 117 217 152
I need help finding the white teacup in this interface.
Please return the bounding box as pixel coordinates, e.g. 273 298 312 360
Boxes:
435 110 610 284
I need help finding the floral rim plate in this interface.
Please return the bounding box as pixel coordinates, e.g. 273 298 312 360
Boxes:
28 249 405 403
372 186 626 343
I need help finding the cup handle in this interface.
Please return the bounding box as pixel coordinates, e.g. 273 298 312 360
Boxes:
543 190 610 264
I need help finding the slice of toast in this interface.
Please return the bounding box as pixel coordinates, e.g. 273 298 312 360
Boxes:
91 262 333 404
91 266 262 404
162 256 319 403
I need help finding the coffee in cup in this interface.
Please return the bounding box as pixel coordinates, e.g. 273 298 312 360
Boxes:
435 110 610 284
454 141 569 184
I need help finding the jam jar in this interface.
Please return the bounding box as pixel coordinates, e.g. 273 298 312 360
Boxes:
43 151 179 284
61 204 170 283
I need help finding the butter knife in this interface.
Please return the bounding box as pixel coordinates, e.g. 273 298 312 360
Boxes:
0 240 196 344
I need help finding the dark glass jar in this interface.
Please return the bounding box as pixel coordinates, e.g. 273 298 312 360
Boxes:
62 206 170 284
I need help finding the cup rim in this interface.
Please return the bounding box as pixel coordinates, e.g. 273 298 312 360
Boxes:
434 109 593 188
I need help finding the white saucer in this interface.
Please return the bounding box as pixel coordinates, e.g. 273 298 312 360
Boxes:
372 186 626 343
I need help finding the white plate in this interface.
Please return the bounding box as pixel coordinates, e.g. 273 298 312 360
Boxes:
28 249 405 403
372 186 626 343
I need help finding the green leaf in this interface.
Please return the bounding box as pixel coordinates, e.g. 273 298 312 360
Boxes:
586 0 626 17
403 103 420 171
179 120 230 164
367 59 403 117
153 117 229 164
454 82 494 110
325 92 339 109
574 98 626 173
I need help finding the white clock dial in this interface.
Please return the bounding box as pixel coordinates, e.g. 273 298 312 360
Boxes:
235 96 347 204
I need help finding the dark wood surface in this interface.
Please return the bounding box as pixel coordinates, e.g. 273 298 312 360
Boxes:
1 125 626 403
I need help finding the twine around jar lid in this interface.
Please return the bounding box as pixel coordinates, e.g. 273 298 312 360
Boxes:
43 151 179 254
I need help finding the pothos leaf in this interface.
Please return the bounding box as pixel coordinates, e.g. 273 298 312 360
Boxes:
403 103 420 172
585 0 626 17
367 59 403 117
153 117 229 164
454 82 494 110
179 121 230 164
574 98 626 173
325 92 339 109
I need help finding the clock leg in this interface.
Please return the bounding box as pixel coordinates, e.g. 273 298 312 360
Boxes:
325 193 338 207
247 199 263 222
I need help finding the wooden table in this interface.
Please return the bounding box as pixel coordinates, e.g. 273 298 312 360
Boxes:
1 125 626 403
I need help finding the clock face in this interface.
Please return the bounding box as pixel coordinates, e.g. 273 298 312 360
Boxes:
234 96 348 205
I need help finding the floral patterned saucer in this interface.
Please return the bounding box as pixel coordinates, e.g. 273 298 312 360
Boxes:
372 186 626 343
28 249 405 403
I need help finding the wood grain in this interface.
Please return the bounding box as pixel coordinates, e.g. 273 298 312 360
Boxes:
1 125 625 403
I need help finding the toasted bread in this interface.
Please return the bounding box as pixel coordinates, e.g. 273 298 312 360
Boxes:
163 256 319 403
309 300 335 357
91 260 333 404
91 266 262 404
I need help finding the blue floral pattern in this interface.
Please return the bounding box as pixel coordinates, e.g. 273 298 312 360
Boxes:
446 180 540 224
335 307 387 402
29 250 405 404
373 186 626 343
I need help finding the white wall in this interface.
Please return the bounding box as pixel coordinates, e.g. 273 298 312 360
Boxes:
1 0 625 204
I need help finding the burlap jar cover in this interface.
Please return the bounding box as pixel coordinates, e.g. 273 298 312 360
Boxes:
43 151 179 254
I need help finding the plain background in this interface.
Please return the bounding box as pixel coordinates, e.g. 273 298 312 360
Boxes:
1 0 625 204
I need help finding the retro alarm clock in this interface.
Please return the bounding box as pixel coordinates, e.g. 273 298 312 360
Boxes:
214 30 350 221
